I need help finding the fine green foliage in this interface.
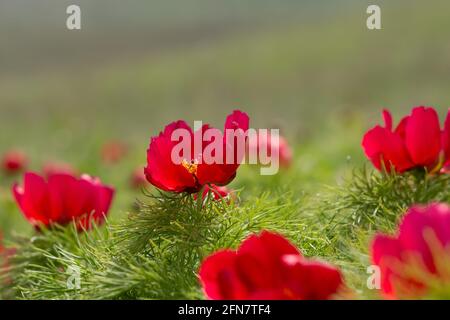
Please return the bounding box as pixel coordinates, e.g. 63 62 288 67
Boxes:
308 167 450 298
2 187 326 299
1 0 450 301
2 167 450 300
323 167 450 235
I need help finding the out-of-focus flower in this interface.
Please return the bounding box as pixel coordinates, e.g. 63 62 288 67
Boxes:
199 231 344 300
371 203 450 299
129 167 148 189
42 161 77 177
12 172 114 231
101 141 128 164
362 107 448 173
145 110 249 193
1 150 28 175
247 131 293 169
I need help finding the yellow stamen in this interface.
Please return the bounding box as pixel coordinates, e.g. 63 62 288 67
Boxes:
182 159 198 175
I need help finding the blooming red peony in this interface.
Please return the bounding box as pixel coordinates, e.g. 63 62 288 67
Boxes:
145 110 249 193
199 231 344 300
362 107 449 173
247 131 293 169
12 172 114 230
371 203 450 299
1 150 28 175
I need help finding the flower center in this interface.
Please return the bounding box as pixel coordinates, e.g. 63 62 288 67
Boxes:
182 159 198 175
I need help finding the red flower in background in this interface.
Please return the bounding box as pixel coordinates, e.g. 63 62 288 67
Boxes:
199 231 344 300
362 107 448 173
1 150 28 175
101 140 128 164
12 172 114 231
129 167 148 189
247 131 293 169
145 110 249 193
372 203 450 299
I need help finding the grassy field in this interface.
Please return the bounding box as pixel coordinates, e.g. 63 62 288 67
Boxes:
1 0 450 299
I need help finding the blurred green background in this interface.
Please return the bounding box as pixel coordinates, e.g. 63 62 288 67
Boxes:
1 0 449 237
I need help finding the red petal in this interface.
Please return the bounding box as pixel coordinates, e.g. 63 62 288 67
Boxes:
199 250 247 300
200 184 230 201
21 172 51 226
362 126 413 172
224 110 250 132
398 204 450 272
443 109 450 164
405 107 441 167
288 258 343 300
371 203 450 299
235 231 301 290
47 173 83 224
239 231 301 261
371 235 403 298
95 185 115 224
145 121 198 192
395 116 409 139
382 109 393 131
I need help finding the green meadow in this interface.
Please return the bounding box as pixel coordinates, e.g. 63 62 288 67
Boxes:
1 0 450 299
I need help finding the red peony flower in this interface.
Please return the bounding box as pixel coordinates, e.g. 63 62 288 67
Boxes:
101 140 128 164
12 172 114 231
1 150 28 175
199 231 344 300
371 203 450 299
129 167 148 189
247 131 293 169
362 107 448 173
145 110 249 193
